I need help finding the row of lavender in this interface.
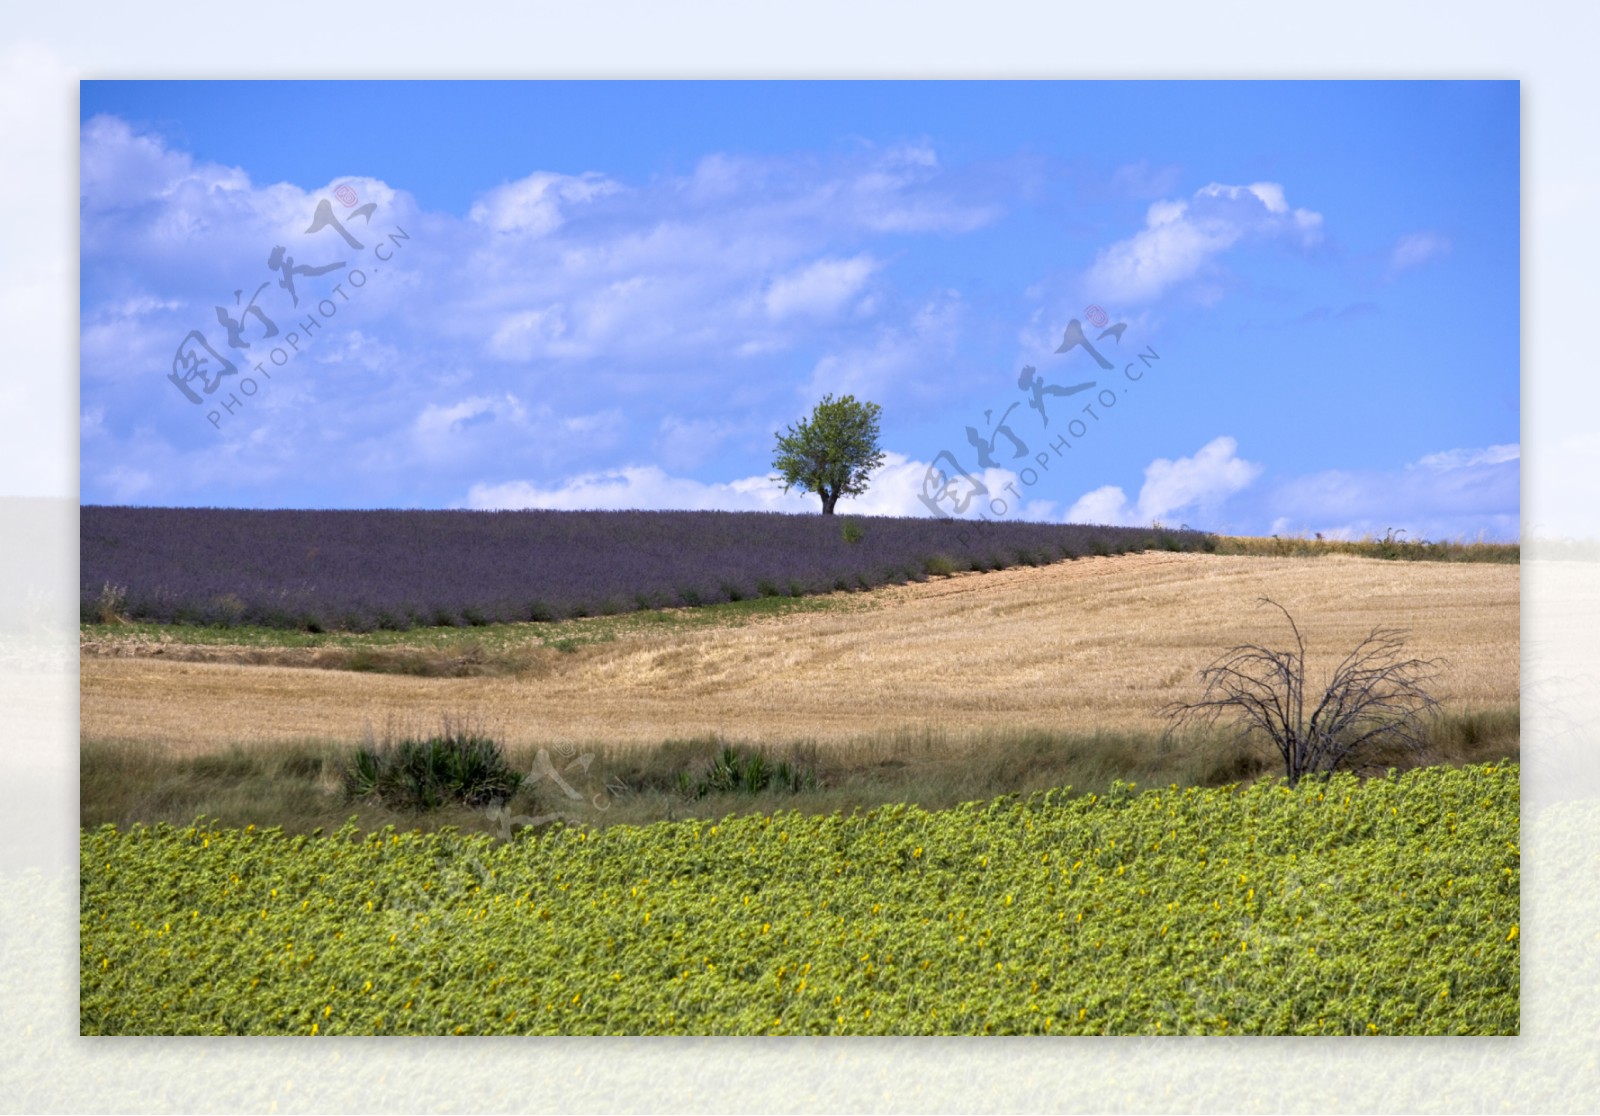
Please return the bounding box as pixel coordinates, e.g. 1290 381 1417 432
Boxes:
80 506 1216 630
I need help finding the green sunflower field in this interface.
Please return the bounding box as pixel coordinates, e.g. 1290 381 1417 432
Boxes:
80 762 1519 1035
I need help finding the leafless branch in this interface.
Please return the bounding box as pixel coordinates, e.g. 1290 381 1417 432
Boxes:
1160 598 1446 785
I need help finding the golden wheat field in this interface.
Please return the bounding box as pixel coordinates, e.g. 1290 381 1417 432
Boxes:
79 552 1518 755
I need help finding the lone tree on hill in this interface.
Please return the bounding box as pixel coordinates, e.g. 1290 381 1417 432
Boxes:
1162 598 1445 786
772 393 887 515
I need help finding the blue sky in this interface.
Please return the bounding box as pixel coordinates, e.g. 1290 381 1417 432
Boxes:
79 80 1520 539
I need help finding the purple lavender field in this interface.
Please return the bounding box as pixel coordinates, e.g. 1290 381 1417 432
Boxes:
80 506 1215 631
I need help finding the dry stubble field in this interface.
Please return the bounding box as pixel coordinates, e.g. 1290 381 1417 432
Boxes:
81 552 1519 755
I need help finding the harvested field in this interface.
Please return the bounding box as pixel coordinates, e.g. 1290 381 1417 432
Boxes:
81 552 1519 754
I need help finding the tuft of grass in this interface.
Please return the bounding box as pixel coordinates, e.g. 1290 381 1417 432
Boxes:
342 728 523 812
922 554 958 578
680 744 820 798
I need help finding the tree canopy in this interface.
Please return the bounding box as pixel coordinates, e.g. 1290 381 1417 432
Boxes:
772 394 886 515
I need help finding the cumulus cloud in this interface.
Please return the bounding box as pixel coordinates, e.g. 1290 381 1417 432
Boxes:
1083 181 1323 305
1065 436 1263 526
78 120 997 389
468 171 621 236
1060 438 1519 541
78 115 1026 508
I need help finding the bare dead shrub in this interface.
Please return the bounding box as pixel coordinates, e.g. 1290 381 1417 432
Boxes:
1162 598 1445 786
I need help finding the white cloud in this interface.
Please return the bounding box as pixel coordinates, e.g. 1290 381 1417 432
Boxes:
466 450 1028 519
654 415 738 471
1084 181 1323 305
1416 443 1519 470
79 114 250 219
487 305 570 362
844 143 999 234
562 409 625 439
1066 485 1137 526
72 116 1012 508
99 465 155 503
1388 231 1451 277
686 153 757 200
467 465 771 513
764 254 880 320
1268 443 1519 541
803 291 964 405
412 393 530 453
468 171 621 237
79 295 188 385
1065 436 1263 526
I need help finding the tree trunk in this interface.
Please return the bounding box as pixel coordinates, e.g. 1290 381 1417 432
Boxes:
820 490 838 515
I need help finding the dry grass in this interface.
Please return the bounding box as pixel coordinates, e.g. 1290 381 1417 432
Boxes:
81 707 1519 836
81 552 1518 755
1212 534 1519 563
